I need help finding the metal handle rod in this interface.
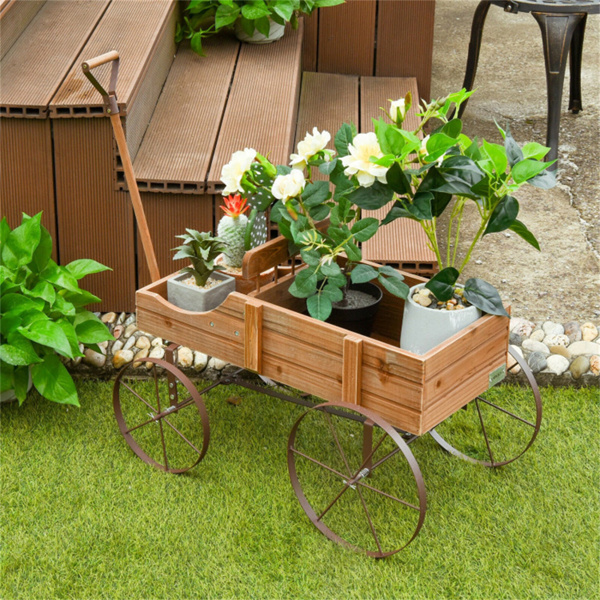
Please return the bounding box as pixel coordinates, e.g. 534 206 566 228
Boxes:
81 52 161 283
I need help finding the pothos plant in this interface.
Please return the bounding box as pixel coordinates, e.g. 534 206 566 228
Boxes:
0 213 113 406
177 0 345 56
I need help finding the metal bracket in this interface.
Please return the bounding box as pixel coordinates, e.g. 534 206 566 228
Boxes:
81 57 120 115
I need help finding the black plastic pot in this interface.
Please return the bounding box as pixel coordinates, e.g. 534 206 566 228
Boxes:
326 282 383 336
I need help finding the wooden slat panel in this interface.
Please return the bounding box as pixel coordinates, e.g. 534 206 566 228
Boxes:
362 337 425 386
359 76 437 270
301 12 318 71
0 0 110 114
137 193 214 289
207 23 303 191
423 313 510 379
295 71 358 149
0 119 56 256
376 0 436 101
50 0 176 116
360 390 422 435
317 0 376 76
136 283 247 365
342 336 363 404
53 118 135 311
244 298 263 373
0 0 46 60
133 39 239 191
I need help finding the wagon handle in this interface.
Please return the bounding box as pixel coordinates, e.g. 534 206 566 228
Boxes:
81 51 161 283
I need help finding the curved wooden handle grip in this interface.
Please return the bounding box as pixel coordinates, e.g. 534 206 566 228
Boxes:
82 50 119 71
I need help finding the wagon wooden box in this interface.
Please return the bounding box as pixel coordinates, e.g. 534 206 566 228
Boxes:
136 234 510 437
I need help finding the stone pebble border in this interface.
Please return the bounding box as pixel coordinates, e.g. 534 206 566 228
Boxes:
66 312 599 388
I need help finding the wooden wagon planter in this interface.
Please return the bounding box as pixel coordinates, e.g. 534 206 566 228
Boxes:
86 52 542 558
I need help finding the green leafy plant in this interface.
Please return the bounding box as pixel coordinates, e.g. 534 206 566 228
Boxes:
0 213 113 406
177 0 345 56
219 88 555 322
172 229 227 286
378 90 555 316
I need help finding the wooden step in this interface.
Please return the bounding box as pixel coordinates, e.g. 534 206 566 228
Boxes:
132 23 304 196
0 0 46 61
0 0 109 117
295 72 437 277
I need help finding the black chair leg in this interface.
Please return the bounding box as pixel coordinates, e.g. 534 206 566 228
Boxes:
457 1 492 118
532 12 585 168
569 13 587 114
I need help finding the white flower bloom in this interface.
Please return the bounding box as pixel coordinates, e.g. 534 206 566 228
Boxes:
271 169 306 202
340 132 388 187
419 135 430 156
297 127 331 159
221 148 257 194
389 98 406 123
289 153 307 171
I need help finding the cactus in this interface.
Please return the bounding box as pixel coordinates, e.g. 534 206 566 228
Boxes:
217 194 249 268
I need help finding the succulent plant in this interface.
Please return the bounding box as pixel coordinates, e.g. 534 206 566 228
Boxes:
172 229 227 287
217 194 250 268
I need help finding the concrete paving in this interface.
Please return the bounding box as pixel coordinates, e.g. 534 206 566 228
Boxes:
430 0 599 324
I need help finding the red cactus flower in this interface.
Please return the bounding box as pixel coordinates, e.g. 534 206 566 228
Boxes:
221 194 249 218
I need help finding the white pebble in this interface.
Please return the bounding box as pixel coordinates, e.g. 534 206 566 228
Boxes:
194 352 208 371
522 339 550 355
208 357 228 371
568 341 600 357
135 335 151 349
151 337 163 347
123 336 136 351
543 321 564 336
111 340 124 353
581 322 599 342
177 347 194 368
529 329 545 343
542 334 570 348
124 324 138 339
113 350 134 369
546 355 570 376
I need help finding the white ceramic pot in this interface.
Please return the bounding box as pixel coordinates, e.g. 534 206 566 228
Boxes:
234 18 285 44
400 283 481 355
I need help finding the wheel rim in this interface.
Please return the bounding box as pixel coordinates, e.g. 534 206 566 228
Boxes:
430 347 542 467
288 401 426 558
113 358 211 473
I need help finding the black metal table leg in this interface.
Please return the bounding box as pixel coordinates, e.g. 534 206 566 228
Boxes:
457 0 493 119
568 12 587 113
532 11 586 167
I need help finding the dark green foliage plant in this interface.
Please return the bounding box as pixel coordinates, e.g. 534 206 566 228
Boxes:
172 229 227 287
177 0 345 56
0 212 113 406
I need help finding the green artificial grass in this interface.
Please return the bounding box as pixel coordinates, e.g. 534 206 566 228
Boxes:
1 378 598 600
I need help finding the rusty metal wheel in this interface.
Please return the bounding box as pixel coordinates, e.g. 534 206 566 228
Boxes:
113 357 212 473
430 347 542 467
288 402 426 558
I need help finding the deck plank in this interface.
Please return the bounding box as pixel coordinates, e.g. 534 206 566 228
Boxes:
0 0 109 115
133 38 240 194
49 0 176 116
360 76 437 274
206 22 304 192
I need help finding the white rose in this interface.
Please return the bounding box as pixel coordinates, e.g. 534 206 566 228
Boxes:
419 135 430 156
389 98 406 123
297 127 331 159
340 132 388 188
271 169 306 202
221 148 256 194
289 153 307 171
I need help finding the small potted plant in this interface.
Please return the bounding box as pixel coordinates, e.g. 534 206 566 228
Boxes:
177 0 345 55
221 127 411 335
377 90 556 353
0 212 113 406
168 229 235 312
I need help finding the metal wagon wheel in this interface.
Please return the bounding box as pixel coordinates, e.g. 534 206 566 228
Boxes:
288 402 426 558
113 357 211 473
430 346 542 467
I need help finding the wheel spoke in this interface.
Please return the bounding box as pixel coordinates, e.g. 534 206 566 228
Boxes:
369 446 400 473
154 366 169 470
120 382 156 412
357 480 420 511
353 431 389 479
125 415 158 434
477 396 535 428
355 486 383 555
163 417 202 456
475 398 495 466
316 483 351 522
323 412 352 477
290 448 347 480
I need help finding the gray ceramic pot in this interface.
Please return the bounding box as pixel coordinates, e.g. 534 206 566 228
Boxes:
167 271 235 312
